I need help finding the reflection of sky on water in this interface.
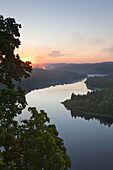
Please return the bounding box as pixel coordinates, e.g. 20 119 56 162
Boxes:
16 80 113 170
17 79 89 121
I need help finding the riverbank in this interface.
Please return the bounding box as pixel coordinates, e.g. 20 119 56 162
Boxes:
62 101 113 119
62 89 113 121
62 104 113 127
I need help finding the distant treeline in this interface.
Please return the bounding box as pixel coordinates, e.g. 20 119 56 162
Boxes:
85 75 113 89
43 62 113 74
62 89 113 118
0 68 86 93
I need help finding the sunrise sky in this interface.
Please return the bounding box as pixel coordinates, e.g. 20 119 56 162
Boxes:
0 0 113 64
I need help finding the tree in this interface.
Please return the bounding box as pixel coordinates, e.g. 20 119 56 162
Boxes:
0 15 71 169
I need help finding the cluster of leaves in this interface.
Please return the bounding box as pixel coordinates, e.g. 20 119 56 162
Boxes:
63 89 113 117
0 15 71 169
0 108 71 169
0 15 32 89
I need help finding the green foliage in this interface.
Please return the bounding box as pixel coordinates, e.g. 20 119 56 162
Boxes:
0 15 32 89
63 89 113 117
3 108 71 169
0 108 71 169
85 75 113 90
0 15 71 169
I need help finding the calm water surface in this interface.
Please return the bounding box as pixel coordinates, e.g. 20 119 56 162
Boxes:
18 79 113 170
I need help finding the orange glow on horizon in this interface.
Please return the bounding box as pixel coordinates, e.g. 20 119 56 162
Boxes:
21 54 113 65
16 45 113 65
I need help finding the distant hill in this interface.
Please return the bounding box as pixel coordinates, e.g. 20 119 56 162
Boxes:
42 62 113 74
12 68 86 93
1 62 113 93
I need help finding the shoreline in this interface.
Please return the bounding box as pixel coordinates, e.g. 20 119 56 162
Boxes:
25 77 87 94
62 102 113 126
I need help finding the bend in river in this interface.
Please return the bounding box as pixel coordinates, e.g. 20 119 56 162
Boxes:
17 79 113 170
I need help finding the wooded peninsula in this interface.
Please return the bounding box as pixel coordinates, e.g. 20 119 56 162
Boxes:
62 76 113 121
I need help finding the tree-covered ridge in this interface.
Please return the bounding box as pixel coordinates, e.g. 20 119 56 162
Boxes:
43 62 113 75
0 67 86 93
15 68 86 93
85 75 113 89
63 89 113 118
0 15 71 169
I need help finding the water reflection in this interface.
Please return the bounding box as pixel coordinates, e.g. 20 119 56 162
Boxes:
70 110 113 127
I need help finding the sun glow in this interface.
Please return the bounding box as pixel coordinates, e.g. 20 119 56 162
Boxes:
24 57 30 62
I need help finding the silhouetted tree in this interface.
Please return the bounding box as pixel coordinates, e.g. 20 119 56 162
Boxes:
0 15 71 169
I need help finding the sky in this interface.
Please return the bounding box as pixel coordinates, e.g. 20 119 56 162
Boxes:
0 0 113 64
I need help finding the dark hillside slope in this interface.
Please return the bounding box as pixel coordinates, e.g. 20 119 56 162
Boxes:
14 68 86 93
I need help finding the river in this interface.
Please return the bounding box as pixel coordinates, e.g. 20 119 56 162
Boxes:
18 79 113 170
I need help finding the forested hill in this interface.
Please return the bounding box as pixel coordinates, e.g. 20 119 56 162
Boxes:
12 68 86 93
85 75 113 89
43 62 113 74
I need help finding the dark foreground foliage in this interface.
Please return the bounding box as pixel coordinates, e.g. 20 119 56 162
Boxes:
0 15 71 169
0 108 71 169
